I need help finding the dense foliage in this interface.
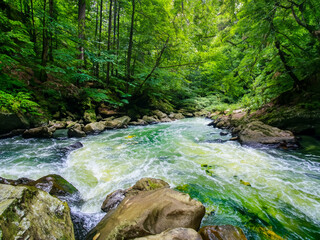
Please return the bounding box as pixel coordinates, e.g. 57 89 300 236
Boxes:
0 0 319 118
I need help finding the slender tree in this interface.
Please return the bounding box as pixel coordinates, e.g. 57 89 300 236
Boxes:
78 0 86 65
126 0 135 91
40 0 48 82
106 0 113 84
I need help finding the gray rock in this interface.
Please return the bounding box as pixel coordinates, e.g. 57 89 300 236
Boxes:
142 115 160 124
0 184 75 240
83 122 106 134
104 116 131 129
22 126 56 138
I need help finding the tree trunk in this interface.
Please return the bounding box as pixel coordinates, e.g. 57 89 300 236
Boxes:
111 0 117 76
30 0 37 52
49 0 54 62
106 0 113 85
78 0 86 64
126 0 135 92
40 0 48 82
97 0 103 78
116 3 120 76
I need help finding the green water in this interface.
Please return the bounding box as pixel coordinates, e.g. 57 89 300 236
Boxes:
0 118 320 239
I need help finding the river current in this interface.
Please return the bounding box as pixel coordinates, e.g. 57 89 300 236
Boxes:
0 118 319 239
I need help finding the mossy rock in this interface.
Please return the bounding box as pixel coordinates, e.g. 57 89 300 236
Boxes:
0 184 75 240
29 174 79 197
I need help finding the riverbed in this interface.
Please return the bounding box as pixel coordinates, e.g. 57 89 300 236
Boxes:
0 118 319 239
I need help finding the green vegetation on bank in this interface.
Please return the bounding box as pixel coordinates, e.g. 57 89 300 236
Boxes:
0 0 320 121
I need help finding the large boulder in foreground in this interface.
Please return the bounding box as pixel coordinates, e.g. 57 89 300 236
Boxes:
87 188 205 240
199 225 247 240
101 178 170 212
0 184 75 240
237 121 298 148
134 228 203 240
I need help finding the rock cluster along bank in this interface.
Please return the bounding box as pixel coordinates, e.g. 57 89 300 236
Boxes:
208 109 300 149
0 109 203 139
0 177 248 240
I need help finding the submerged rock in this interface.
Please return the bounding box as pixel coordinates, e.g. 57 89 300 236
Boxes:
0 184 75 240
87 188 205 240
134 228 203 240
22 126 56 138
199 225 247 240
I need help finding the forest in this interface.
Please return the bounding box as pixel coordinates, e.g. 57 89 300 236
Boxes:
1 1 320 240
1 0 319 120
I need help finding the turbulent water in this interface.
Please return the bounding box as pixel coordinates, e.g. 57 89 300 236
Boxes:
1 118 320 239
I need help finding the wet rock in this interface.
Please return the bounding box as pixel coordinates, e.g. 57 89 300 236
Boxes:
101 178 170 213
49 120 67 129
101 189 127 213
238 121 298 147
87 188 205 240
83 121 106 134
68 128 86 138
22 126 56 138
169 112 185 120
194 110 210 117
160 117 172 122
29 174 80 199
134 228 203 240
220 132 228 136
61 142 83 154
153 110 167 119
104 116 131 129
0 176 33 185
0 112 29 134
142 115 160 124
199 225 247 240
0 184 75 240
129 119 148 126
0 129 25 139
84 110 97 123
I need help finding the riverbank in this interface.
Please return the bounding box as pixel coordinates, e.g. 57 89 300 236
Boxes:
1 118 319 239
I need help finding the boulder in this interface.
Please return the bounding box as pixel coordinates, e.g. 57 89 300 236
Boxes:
153 110 167 119
98 108 118 117
49 120 67 129
0 129 25 139
87 188 205 240
194 110 210 117
29 174 80 198
169 113 185 120
142 115 160 124
22 126 56 138
101 178 170 213
104 116 131 129
199 225 247 240
160 117 172 122
0 112 29 134
84 121 106 134
0 176 33 186
129 119 148 126
84 110 97 123
68 127 86 138
0 184 75 240
238 121 298 147
134 228 203 240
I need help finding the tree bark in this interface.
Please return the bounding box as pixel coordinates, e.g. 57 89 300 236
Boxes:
106 0 113 85
78 0 86 64
111 0 117 76
40 0 48 82
97 0 103 78
126 0 135 80
49 0 54 62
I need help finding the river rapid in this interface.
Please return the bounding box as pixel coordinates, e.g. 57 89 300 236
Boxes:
0 118 319 239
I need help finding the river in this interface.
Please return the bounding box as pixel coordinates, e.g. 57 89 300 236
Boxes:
0 118 319 239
